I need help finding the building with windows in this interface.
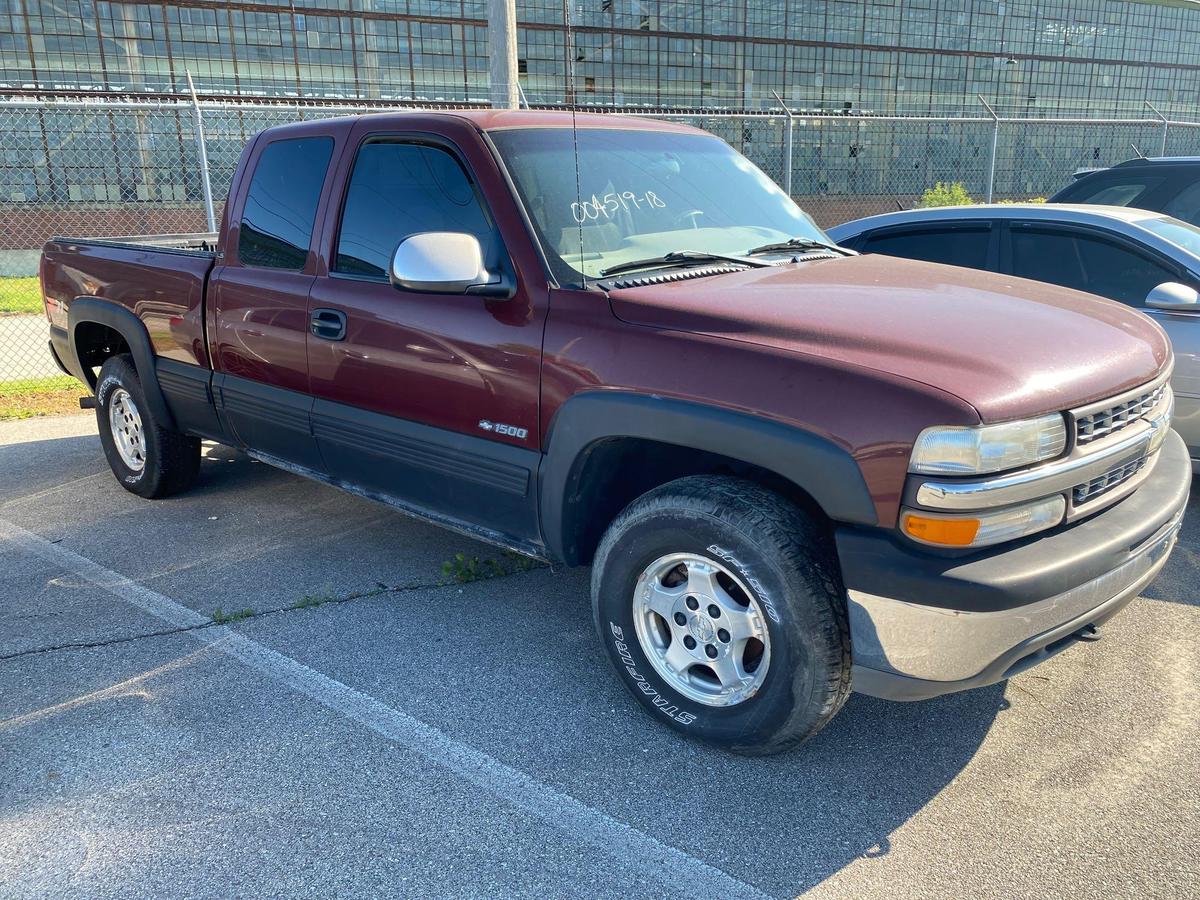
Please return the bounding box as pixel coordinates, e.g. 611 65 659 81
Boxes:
3 1 1200 249
2 1 1200 114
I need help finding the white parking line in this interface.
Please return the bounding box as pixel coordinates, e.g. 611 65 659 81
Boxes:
0 517 770 900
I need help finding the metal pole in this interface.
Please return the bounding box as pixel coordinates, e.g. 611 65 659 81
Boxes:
771 89 793 196
979 94 999 203
186 71 217 234
488 0 519 110
1147 100 1168 156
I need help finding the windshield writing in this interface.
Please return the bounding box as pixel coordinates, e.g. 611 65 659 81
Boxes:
492 128 828 281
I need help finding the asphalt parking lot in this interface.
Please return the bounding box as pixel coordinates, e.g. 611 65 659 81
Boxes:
2 413 1198 899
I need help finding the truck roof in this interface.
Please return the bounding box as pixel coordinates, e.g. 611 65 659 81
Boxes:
256 108 703 139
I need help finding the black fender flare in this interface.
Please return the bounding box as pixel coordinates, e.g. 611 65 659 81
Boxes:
538 391 878 564
68 298 176 429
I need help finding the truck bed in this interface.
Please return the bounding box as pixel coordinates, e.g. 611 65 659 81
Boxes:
58 232 219 254
41 234 217 370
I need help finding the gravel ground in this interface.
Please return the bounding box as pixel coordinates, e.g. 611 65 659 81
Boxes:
1 414 1198 899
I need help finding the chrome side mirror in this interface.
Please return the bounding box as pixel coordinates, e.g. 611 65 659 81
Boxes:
1145 281 1200 311
389 232 490 294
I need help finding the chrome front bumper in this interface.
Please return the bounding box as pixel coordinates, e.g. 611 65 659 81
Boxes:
847 428 1190 701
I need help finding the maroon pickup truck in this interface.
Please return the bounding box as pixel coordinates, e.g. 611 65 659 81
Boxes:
41 111 1189 754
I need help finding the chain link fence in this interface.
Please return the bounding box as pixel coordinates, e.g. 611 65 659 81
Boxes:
3 95 1200 392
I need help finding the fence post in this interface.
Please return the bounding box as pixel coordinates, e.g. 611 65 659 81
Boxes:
1147 100 1169 156
979 94 999 203
186 71 218 234
771 89 793 196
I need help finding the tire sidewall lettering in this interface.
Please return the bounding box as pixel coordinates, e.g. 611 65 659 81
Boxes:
608 623 697 726
96 375 120 406
705 543 782 624
97 369 146 483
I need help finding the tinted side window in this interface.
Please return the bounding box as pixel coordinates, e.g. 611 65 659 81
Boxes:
860 226 991 270
1163 180 1200 226
1058 175 1164 208
239 137 333 270
335 142 493 277
1009 227 1177 306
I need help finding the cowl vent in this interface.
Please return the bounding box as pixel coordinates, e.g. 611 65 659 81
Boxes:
598 264 749 290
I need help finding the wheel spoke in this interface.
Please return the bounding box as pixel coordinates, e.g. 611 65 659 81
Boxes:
720 605 761 642
709 643 752 689
643 580 685 619
662 638 694 676
683 560 727 603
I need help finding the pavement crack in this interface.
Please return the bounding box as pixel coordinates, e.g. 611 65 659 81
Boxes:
0 564 548 663
0 622 212 662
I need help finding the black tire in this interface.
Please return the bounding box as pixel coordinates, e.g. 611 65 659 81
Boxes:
95 354 200 499
591 475 851 755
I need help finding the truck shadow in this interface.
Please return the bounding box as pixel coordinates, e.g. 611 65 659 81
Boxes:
739 685 1008 892
399 562 1008 897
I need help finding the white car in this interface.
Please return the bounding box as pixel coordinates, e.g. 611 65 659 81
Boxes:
829 204 1200 468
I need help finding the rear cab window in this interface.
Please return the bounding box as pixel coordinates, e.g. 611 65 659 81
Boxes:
238 136 334 270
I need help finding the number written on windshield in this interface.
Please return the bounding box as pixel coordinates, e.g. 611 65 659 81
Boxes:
571 190 667 224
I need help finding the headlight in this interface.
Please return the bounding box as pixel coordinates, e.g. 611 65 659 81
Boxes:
901 496 1066 548
909 414 1067 476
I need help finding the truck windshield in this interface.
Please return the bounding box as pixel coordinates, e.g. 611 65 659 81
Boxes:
491 127 828 282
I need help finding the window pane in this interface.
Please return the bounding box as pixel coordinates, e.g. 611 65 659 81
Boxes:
1162 181 1200 227
335 142 492 277
1009 228 1175 307
491 127 827 281
1062 176 1164 208
861 226 990 269
239 137 333 270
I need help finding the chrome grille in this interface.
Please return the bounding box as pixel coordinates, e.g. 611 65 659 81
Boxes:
1073 453 1149 505
1075 384 1166 445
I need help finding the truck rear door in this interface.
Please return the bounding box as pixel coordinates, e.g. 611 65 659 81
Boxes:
304 122 547 543
207 123 342 471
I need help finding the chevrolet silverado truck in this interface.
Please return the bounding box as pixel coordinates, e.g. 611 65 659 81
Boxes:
40 111 1189 754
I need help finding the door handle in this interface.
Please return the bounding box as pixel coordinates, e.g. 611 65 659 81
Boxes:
310 308 347 341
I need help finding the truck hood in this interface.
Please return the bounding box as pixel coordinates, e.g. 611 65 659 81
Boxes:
606 255 1171 422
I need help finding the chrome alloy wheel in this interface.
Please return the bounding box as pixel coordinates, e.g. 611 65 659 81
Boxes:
108 387 146 472
632 552 771 707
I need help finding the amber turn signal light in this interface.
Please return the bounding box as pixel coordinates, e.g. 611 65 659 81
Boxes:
901 512 980 547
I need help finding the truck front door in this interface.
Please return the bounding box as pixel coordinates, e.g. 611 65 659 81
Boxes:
305 128 547 544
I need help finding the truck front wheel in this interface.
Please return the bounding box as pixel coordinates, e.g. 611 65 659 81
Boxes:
591 476 851 754
95 354 200 499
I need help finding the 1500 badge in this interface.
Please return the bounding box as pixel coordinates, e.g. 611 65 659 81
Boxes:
479 420 528 439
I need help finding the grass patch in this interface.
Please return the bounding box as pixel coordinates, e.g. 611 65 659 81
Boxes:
211 606 255 625
442 549 541 584
0 277 43 316
0 375 83 420
291 590 337 610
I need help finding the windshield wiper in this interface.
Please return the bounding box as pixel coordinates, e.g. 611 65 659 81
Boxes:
599 250 772 278
745 237 856 257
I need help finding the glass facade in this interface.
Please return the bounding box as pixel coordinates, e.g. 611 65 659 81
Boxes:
2 1 1200 114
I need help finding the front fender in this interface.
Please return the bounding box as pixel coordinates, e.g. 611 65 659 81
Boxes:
538 391 877 563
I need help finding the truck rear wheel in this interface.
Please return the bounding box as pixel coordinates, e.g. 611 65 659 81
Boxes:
591 476 851 755
95 354 200 499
